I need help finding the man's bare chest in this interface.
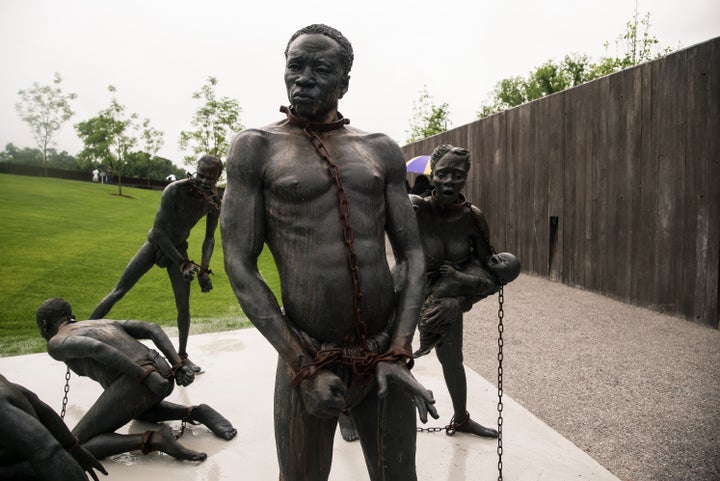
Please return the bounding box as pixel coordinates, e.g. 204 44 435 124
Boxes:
264 140 385 203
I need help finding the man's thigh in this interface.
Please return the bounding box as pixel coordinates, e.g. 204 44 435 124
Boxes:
274 358 337 481
72 375 162 442
351 381 418 481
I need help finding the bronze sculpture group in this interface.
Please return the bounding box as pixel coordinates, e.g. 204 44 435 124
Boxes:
2 23 519 481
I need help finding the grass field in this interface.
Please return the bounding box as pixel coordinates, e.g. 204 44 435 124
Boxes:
0 173 281 357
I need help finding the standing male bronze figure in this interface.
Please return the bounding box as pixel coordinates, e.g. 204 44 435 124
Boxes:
221 24 437 481
90 155 223 372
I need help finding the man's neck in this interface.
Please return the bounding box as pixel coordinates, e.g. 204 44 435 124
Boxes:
281 106 349 132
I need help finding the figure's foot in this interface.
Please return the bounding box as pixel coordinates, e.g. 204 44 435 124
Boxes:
180 353 203 373
143 425 207 461
457 419 498 438
189 404 237 440
339 413 359 442
449 412 498 438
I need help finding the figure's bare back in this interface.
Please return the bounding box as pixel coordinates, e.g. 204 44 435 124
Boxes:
50 320 151 384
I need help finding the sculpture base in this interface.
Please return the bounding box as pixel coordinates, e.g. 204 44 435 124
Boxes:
0 328 619 481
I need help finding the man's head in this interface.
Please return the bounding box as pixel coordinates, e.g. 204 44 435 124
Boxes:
429 144 471 205
36 297 75 341
285 24 354 76
284 24 353 121
195 155 223 190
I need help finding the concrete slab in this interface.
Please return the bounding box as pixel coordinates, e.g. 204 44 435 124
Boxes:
0 328 619 481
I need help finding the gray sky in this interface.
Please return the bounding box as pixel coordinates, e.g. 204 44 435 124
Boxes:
1 0 719 167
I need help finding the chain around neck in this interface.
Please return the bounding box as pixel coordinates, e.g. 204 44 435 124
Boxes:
280 105 349 132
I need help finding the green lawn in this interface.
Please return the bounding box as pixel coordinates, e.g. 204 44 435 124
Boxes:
0 173 281 357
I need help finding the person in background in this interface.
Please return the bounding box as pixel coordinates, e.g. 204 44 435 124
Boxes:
409 174 430 196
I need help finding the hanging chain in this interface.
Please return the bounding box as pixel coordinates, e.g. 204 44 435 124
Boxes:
187 175 221 211
60 366 71 419
497 285 505 481
302 126 367 347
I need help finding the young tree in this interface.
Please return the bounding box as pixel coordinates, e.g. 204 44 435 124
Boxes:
75 86 139 196
476 6 673 119
178 76 243 169
15 73 77 176
406 86 452 144
141 118 165 187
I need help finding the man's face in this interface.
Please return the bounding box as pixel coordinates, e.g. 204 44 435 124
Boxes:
195 162 221 190
284 33 349 120
431 153 469 204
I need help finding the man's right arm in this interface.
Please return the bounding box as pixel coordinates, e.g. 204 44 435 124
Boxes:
221 130 315 375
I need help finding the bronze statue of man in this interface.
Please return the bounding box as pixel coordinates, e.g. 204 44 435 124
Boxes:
89 155 223 372
0 374 107 481
221 24 437 481
37 297 236 463
410 144 519 438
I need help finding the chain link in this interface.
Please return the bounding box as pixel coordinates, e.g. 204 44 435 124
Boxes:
60 366 71 419
302 127 367 347
187 175 221 211
497 285 505 481
416 426 445 433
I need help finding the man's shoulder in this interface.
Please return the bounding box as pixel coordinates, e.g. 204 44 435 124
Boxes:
343 126 397 145
161 178 188 196
228 122 289 157
467 203 486 219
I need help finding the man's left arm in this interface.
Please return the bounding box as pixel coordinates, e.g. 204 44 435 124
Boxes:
120 320 194 385
198 208 219 292
381 138 426 353
375 136 438 422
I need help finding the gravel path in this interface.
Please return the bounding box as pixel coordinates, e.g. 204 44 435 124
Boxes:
459 274 720 481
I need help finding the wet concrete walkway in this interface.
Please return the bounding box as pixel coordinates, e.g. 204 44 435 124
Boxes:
1 327 619 480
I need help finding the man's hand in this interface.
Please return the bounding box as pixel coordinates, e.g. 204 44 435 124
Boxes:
375 361 438 423
198 271 213 292
174 364 195 386
179 259 199 282
420 297 463 331
68 442 108 481
438 264 458 278
143 370 172 397
299 369 346 418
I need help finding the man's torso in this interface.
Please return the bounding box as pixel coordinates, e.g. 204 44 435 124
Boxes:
260 125 396 344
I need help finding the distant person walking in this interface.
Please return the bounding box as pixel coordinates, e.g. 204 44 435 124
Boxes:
92 169 100 183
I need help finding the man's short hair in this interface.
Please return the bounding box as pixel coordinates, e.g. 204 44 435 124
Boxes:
285 24 354 76
36 297 72 324
198 154 223 175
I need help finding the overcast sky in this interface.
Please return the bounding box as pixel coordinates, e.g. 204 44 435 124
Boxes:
1 0 718 167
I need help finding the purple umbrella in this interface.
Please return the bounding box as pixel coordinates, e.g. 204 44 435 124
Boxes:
405 155 432 174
